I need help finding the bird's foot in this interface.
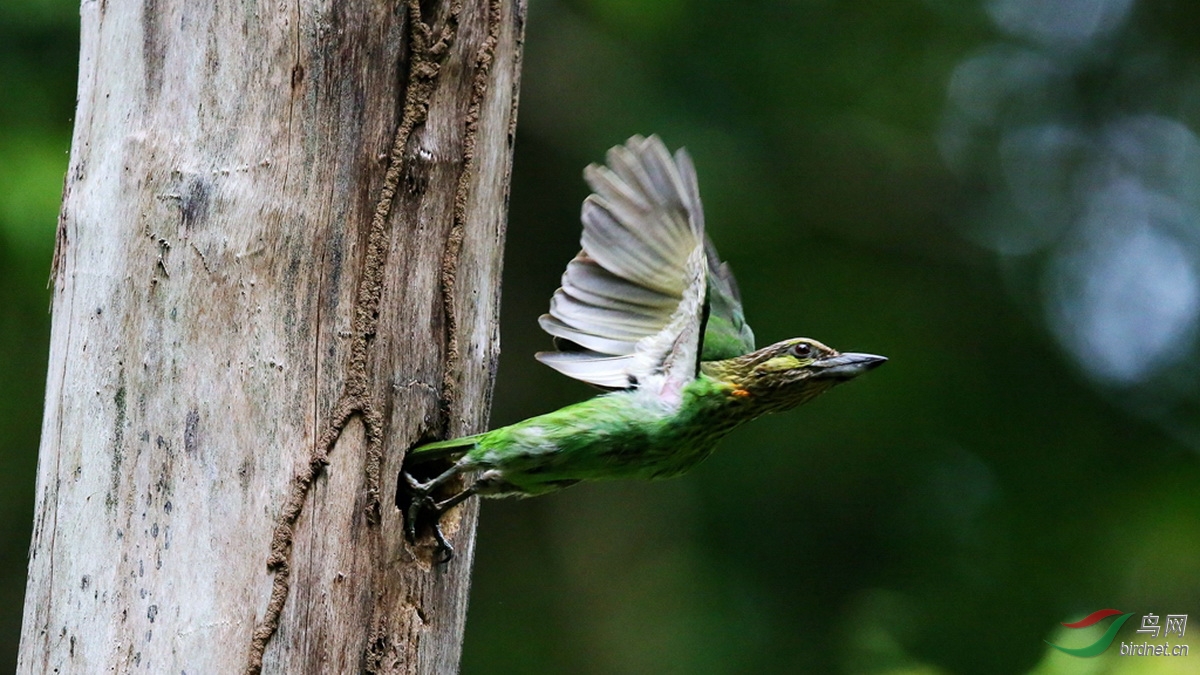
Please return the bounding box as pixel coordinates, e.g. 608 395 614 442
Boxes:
430 521 455 564
399 466 475 565
401 472 436 545
403 470 433 493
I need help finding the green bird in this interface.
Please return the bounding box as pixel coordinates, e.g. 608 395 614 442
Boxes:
401 135 885 561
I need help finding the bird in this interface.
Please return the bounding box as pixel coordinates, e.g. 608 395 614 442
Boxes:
400 135 885 561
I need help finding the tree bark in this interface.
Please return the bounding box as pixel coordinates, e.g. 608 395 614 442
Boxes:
18 0 523 671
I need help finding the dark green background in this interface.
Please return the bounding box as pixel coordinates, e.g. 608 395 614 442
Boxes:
4 1 1198 672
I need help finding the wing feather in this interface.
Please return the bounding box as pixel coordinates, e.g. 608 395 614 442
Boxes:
533 351 641 389
700 238 756 360
536 135 708 394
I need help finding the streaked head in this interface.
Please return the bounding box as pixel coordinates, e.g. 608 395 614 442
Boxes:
702 338 886 414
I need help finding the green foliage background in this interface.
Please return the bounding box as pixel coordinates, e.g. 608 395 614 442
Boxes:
3 1 1198 672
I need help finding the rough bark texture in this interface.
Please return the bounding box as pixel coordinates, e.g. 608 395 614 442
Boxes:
19 0 524 671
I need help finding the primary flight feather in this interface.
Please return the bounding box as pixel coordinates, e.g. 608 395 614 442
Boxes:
401 135 885 561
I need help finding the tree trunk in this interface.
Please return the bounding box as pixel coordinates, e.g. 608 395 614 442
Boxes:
18 0 524 671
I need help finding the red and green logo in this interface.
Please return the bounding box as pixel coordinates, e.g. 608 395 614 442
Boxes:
1046 608 1134 657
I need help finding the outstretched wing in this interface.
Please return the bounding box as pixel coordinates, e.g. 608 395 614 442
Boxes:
536 135 708 394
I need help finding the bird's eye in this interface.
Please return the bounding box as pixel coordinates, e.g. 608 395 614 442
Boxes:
790 343 813 358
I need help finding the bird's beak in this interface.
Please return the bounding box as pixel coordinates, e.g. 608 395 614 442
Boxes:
811 352 887 380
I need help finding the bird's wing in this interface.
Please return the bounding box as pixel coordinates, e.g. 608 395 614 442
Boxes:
536 135 708 395
699 238 756 361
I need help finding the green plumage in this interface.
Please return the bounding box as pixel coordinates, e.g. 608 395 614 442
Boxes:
408 375 741 497
400 136 884 561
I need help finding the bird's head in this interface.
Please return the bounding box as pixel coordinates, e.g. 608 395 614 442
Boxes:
701 338 886 415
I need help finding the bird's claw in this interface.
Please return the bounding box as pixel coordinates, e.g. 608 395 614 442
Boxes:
431 523 455 564
401 470 434 544
400 468 461 564
404 471 431 492
404 494 456 564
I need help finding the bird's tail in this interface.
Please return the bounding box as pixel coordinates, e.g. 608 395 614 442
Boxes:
404 433 484 465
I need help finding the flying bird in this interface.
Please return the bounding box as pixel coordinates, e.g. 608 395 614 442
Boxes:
401 135 885 561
